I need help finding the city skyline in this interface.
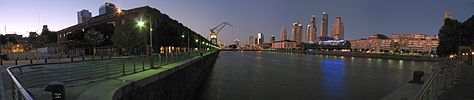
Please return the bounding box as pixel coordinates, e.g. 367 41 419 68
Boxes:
0 0 473 45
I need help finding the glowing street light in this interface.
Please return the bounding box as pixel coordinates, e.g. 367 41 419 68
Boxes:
137 20 145 27
117 8 122 13
136 16 153 56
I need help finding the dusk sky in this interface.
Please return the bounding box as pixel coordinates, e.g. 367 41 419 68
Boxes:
0 0 473 45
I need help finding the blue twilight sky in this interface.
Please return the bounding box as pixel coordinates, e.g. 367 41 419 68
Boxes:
0 0 473 45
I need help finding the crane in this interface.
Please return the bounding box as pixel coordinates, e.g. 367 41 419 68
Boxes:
210 22 233 46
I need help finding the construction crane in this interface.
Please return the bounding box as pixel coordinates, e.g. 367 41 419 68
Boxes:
210 22 233 47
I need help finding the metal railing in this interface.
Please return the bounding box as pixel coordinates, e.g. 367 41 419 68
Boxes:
6 50 217 100
414 59 465 100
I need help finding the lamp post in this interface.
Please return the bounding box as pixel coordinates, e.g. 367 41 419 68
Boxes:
187 32 189 53
137 16 153 56
181 34 184 52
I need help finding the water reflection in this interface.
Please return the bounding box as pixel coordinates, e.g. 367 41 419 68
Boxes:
195 51 432 100
322 59 345 98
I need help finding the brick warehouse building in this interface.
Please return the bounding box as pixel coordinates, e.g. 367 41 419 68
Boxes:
57 6 214 56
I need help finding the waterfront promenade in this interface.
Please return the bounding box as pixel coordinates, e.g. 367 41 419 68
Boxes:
1 51 215 100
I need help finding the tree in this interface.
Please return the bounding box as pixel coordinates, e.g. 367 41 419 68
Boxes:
41 27 57 44
111 29 143 55
84 29 105 55
437 18 463 57
0 35 7 45
28 36 47 48
462 15 474 45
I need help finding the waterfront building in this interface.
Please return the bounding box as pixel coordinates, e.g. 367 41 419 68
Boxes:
349 34 391 52
306 15 317 43
390 34 438 53
349 33 438 53
58 6 214 55
270 34 275 43
272 25 298 49
292 21 303 44
319 11 329 41
249 35 254 47
271 40 298 49
99 2 117 15
77 9 92 24
279 26 287 41
257 32 264 45
332 16 344 40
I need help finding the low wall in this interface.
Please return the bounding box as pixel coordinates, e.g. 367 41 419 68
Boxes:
112 51 219 100
6 52 35 60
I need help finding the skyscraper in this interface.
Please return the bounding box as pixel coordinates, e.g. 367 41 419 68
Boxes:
249 35 254 46
257 32 264 45
77 9 92 24
332 16 344 40
270 34 275 43
280 26 287 41
306 15 317 43
99 2 117 15
292 21 303 43
319 11 329 40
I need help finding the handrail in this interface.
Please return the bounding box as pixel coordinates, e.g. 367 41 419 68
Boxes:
413 59 464 100
7 65 34 100
4 50 217 100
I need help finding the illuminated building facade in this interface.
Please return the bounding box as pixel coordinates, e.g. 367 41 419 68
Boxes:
292 22 303 44
332 16 344 40
349 33 438 53
306 15 317 43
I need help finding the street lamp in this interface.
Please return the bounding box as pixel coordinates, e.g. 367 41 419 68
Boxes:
137 21 145 27
137 16 153 56
117 8 122 14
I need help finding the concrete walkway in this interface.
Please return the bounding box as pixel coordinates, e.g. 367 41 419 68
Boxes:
28 54 202 100
0 55 116 100
440 64 474 100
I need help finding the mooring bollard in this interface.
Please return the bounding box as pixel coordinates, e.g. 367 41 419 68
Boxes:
44 81 65 100
409 71 425 84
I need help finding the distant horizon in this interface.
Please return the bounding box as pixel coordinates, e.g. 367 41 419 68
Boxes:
0 0 473 44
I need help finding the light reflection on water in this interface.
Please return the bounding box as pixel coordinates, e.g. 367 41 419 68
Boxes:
195 51 433 100
322 59 345 98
